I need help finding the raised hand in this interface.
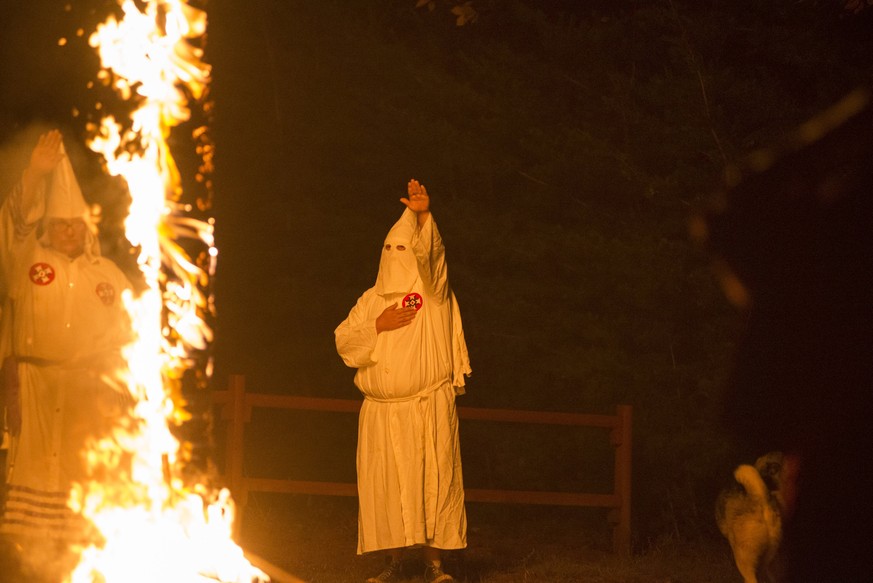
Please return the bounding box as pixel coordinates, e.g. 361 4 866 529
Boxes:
28 130 65 177
401 178 430 213
401 178 431 227
375 303 417 333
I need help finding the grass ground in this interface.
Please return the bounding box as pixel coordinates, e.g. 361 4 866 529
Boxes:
238 493 741 583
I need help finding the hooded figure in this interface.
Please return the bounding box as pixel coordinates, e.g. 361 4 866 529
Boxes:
335 180 470 583
374 209 418 296
36 142 101 259
0 131 131 566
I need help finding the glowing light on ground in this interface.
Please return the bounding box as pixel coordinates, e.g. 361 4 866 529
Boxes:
67 1 268 581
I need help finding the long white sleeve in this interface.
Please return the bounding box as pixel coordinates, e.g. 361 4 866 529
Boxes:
1 177 45 278
335 288 380 368
412 214 448 304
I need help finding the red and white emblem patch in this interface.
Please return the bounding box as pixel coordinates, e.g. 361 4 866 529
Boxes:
96 282 116 306
402 292 423 311
29 263 55 286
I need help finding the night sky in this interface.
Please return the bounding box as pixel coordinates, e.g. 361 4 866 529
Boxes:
2 0 873 549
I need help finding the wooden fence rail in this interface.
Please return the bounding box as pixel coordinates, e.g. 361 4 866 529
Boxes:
213 374 633 554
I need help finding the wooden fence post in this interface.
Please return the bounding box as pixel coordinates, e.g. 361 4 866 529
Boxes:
610 404 633 555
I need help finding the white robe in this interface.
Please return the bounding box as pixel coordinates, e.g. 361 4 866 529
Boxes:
0 179 130 541
335 213 471 554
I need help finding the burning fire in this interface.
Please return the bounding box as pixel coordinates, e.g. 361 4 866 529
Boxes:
65 1 268 581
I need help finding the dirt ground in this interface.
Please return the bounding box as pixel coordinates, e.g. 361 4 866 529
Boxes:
238 493 741 583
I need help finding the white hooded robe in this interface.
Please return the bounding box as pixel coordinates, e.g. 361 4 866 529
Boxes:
335 209 471 554
0 152 131 541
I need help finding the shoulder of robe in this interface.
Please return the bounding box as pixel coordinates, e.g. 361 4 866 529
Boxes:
358 286 377 302
346 286 378 315
93 256 122 271
93 257 131 283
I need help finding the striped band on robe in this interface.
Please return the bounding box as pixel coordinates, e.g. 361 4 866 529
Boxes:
0 483 90 541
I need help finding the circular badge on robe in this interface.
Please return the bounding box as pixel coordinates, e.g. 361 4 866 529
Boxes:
96 282 116 306
402 292 423 311
29 263 56 286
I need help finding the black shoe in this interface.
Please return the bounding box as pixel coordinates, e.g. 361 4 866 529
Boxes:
424 563 455 583
366 560 402 583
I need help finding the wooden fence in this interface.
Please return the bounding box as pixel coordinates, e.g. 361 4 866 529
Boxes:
212 374 633 554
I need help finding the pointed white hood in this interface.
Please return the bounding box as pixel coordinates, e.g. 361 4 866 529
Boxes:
45 143 88 219
374 208 418 296
39 142 101 257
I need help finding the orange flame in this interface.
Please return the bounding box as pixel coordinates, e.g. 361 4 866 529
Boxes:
69 1 268 581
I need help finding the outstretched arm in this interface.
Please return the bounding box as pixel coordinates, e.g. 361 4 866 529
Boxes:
404 178 449 303
22 129 64 200
3 130 65 229
1 130 66 267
